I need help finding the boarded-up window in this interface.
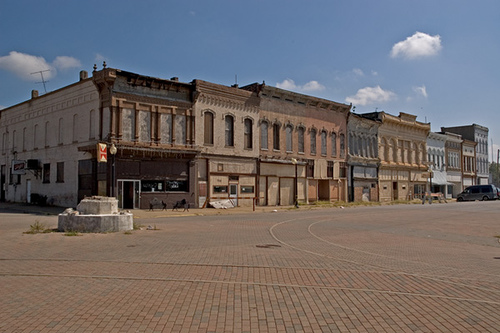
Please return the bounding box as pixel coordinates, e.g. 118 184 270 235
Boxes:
261 121 268 150
298 127 305 153
310 129 316 155
286 125 293 152
139 111 151 143
122 108 135 142
340 134 345 158
321 131 327 156
175 114 186 145
160 113 172 144
204 111 214 145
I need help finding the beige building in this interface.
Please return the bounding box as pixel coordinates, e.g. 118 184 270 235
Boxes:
242 83 351 205
193 80 260 208
347 113 380 202
461 139 477 188
1 71 98 207
361 112 430 202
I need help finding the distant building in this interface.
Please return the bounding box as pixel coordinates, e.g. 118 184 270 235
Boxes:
361 112 430 202
427 132 448 196
441 132 463 197
241 83 351 205
347 112 380 202
441 124 489 185
461 139 477 188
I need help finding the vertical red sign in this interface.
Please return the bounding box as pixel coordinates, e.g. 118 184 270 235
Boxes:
97 143 107 162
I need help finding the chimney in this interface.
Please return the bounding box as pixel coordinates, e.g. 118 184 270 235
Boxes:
170 77 179 81
31 90 39 99
80 70 88 81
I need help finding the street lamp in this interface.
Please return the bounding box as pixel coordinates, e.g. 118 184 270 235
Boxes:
292 158 299 208
109 143 117 197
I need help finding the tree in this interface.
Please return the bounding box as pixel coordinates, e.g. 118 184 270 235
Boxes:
489 162 500 187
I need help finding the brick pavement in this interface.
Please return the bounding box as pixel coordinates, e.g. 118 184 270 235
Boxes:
0 201 499 332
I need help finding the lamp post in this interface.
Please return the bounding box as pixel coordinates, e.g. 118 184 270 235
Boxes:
292 158 299 208
109 143 117 197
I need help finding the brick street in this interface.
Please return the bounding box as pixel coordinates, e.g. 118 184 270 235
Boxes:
0 202 499 332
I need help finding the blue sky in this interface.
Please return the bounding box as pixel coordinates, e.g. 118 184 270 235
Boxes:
1 0 499 160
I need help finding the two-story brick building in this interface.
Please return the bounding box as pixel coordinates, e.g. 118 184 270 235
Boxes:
0 66 351 209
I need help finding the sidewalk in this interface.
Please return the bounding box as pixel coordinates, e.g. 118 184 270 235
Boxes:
0 201 295 219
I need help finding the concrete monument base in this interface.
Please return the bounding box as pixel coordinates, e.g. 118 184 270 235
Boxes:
58 196 133 233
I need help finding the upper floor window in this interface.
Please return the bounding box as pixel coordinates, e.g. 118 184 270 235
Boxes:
285 125 293 152
225 115 234 147
331 132 337 157
321 131 327 156
273 123 280 150
244 118 253 149
204 111 214 145
339 133 345 158
310 128 317 155
260 121 268 150
298 127 305 153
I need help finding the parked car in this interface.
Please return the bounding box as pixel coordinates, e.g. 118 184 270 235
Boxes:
456 184 499 201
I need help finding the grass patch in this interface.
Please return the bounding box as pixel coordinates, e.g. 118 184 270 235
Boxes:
64 230 82 237
133 222 144 230
494 235 500 239
24 220 54 234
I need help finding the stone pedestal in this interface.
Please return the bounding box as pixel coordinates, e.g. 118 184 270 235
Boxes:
58 196 133 233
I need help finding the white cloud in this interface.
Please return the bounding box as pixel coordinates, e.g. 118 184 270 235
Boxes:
0 51 81 81
0 51 53 80
390 32 442 59
345 85 396 106
276 79 325 92
413 85 428 98
353 68 364 76
53 56 81 70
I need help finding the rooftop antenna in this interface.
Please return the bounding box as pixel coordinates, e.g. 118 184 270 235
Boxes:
31 69 50 94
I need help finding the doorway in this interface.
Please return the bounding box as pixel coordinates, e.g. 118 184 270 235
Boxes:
118 180 140 209
392 182 398 201
229 184 238 207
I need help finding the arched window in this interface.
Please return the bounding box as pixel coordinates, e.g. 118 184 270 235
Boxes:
273 123 280 150
244 118 253 149
58 118 64 145
321 131 327 156
339 133 345 158
331 132 337 157
260 121 268 150
285 125 293 152
298 126 305 153
204 111 214 145
310 128 317 155
225 115 234 147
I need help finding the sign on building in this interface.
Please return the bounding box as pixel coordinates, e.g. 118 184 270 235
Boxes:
97 143 107 163
11 160 26 175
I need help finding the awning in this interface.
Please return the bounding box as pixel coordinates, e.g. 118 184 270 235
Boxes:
431 172 452 185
